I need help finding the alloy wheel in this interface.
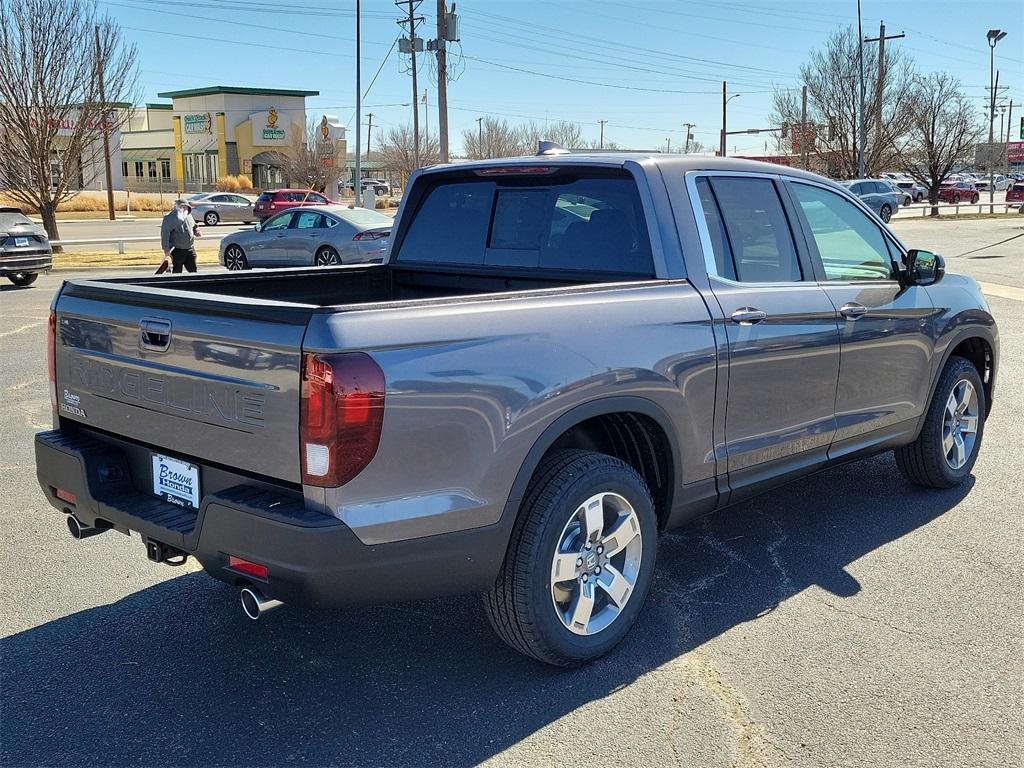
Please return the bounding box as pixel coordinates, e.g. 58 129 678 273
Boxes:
224 246 246 270
550 491 643 636
315 249 340 265
205 211 218 226
943 379 979 470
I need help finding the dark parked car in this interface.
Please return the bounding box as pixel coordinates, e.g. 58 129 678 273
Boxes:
938 181 980 204
0 207 52 286
253 189 334 221
35 153 998 665
840 179 900 221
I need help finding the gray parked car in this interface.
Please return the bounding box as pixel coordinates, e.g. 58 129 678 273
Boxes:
840 179 901 221
0 207 52 286
218 205 392 269
189 193 257 226
894 179 927 203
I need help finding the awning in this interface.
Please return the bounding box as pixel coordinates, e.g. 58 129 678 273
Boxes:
120 150 174 162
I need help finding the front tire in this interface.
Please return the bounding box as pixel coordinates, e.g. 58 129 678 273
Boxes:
895 356 985 488
204 211 219 226
483 449 658 666
223 244 249 270
7 272 38 286
879 204 892 222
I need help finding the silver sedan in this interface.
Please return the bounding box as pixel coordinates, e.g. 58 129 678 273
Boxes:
218 205 393 270
190 193 257 226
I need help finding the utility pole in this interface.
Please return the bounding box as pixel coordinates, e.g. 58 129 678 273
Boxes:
986 30 1006 212
720 80 727 157
355 0 362 206
435 0 449 162
366 113 373 160
598 119 607 149
856 0 866 177
94 25 115 221
397 0 423 166
476 116 484 158
682 122 695 154
863 20 906 173
666 137 671 154
1006 101 1014 144
800 85 808 170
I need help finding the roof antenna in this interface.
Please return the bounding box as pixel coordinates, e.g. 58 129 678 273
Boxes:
536 140 570 156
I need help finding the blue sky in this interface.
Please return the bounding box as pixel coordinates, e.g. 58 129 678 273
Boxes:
102 0 1022 155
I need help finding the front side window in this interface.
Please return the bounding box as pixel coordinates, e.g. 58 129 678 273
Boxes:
262 211 294 230
790 182 894 281
702 176 802 283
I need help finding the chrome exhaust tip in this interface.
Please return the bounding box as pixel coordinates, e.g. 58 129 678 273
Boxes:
240 587 282 620
66 514 107 540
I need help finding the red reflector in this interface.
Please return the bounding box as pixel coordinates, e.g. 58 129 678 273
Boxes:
227 556 268 580
475 166 553 176
55 487 76 505
47 310 57 414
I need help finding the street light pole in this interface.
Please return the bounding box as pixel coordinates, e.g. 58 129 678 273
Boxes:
857 0 866 178
987 29 1007 212
354 0 362 206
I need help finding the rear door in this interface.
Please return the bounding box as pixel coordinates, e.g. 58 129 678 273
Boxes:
690 173 841 496
784 179 935 456
280 210 325 265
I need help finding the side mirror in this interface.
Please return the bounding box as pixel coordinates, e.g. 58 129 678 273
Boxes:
253 222 262 232
905 249 945 286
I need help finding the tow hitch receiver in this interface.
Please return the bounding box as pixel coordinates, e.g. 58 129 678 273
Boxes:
145 538 188 566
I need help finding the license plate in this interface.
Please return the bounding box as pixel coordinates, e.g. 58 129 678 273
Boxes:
14 237 28 247
152 453 200 510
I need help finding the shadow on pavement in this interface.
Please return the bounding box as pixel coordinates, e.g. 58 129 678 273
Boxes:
1 453 973 767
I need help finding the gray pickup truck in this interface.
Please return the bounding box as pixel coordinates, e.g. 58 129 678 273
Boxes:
35 153 998 665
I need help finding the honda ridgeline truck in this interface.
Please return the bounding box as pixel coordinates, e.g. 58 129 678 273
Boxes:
35 152 998 665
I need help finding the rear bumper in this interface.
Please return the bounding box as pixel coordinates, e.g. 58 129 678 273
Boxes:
0 252 52 274
35 428 506 607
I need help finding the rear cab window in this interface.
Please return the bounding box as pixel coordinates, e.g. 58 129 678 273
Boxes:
393 168 655 276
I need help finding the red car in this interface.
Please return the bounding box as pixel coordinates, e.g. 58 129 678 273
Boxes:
937 181 980 204
1006 182 1024 210
253 189 335 221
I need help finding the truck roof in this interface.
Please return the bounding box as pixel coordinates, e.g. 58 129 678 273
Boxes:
419 152 828 185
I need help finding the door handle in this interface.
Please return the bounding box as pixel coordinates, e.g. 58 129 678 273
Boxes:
730 307 767 325
839 302 868 318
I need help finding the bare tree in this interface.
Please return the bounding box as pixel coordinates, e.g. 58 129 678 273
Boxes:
515 120 584 152
892 73 982 215
275 120 339 192
461 117 520 159
0 0 137 243
771 27 915 178
377 124 440 182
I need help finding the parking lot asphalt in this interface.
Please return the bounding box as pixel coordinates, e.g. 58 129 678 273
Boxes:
890 217 1024 288
1 245 1022 767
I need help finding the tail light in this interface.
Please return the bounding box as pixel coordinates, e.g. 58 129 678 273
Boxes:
352 230 390 241
300 352 385 487
47 310 57 414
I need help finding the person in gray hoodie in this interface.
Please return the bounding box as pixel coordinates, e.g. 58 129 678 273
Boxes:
160 199 202 273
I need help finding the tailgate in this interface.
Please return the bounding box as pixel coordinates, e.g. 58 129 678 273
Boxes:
54 283 311 483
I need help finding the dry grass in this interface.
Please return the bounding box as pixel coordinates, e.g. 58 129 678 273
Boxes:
53 244 219 269
216 174 254 192
0 190 177 214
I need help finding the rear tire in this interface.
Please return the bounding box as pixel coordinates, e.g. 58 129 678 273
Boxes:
223 244 249 270
952 194 961 204
879 204 892 222
314 247 340 266
204 211 219 226
483 449 658 666
7 272 38 286
895 356 985 489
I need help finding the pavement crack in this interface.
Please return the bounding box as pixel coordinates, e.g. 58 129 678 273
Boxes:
812 596 976 651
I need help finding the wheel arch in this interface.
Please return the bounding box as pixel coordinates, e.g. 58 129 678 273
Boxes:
927 327 996 420
499 397 680 536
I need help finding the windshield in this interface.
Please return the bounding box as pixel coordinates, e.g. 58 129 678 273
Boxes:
331 207 392 228
0 212 33 229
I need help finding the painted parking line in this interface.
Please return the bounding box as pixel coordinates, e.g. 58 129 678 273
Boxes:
978 282 1024 302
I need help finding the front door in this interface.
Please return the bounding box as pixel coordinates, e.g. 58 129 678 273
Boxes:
248 210 294 266
692 174 841 497
785 179 936 457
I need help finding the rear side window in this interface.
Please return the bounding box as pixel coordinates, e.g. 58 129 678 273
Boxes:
256 192 273 203
395 173 654 275
699 176 802 283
